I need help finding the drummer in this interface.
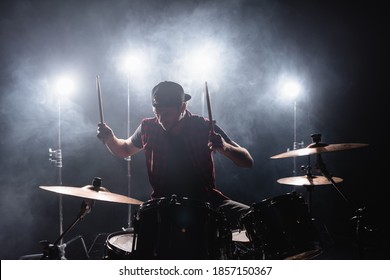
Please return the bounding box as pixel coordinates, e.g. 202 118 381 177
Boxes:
97 81 254 230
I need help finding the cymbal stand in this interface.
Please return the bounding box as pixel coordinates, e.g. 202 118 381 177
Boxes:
40 198 94 259
315 153 352 209
304 133 351 208
315 153 371 259
299 161 315 216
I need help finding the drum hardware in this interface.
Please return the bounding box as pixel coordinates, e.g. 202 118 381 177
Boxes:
350 207 374 259
270 133 369 159
277 175 343 186
38 177 142 259
20 235 89 260
87 232 111 259
316 153 374 259
240 192 323 260
232 229 250 243
277 161 343 216
130 195 231 260
38 178 103 260
39 178 143 205
272 133 372 259
273 134 364 213
39 197 94 259
230 229 257 260
103 229 136 260
272 133 365 216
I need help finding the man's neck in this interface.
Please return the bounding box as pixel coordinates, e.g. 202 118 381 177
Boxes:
169 110 187 135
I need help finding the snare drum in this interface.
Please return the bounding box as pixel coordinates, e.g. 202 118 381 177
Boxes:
104 230 135 259
240 192 322 260
132 195 231 259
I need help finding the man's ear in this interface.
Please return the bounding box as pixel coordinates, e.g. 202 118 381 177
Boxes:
180 102 187 115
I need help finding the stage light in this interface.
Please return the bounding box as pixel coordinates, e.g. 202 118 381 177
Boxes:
182 42 222 82
55 76 75 97
279 78 302 101
120 51 148 77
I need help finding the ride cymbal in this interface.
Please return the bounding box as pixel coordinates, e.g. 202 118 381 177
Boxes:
40 185 143 205
277 175 343 186
271 143 369 159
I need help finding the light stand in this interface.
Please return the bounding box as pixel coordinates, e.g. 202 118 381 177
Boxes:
49 97 64 246
293 101 297 175
47 82 83 259
124 73 132 229
292 100 304 176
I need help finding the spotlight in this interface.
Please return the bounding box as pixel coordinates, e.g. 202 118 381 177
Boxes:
279 78 302 101
182 42 222 82
120 51 148 77
55 76 75 97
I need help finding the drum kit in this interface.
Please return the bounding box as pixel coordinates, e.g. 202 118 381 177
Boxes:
39 134 368 260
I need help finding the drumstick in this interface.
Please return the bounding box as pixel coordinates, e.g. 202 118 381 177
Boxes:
96 75 104 124
205 81 215 134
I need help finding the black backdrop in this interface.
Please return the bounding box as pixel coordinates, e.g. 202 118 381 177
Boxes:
0 0 387 260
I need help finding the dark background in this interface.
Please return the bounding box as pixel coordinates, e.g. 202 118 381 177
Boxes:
0 0 387 260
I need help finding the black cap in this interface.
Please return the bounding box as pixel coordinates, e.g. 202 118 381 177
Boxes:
151 81 191 107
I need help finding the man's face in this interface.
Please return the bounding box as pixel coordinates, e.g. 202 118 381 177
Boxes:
153 106 182 131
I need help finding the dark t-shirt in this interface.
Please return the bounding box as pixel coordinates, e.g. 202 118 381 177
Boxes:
130 112 233 204
131 121 232 149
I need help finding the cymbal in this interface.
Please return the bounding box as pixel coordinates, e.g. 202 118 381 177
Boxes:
271 143 369 159
40 185 143 205
277 175 343 186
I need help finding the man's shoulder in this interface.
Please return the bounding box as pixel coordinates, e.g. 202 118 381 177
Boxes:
139 117 160 134
187 112 207 124
141 117 158 125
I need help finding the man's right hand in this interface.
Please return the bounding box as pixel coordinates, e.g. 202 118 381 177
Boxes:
97 123 114 144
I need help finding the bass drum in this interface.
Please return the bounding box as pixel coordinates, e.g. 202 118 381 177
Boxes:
132 195 231 260
104 230 135 259
240 192 322 260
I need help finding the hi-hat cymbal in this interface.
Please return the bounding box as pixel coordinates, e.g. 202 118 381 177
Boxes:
40 185 143 205
271 143 369 159
277 175 343 186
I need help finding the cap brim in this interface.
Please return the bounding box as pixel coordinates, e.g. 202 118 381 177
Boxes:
184 93 191 102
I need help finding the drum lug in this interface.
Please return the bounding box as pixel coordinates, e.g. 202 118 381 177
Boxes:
169 194 178 205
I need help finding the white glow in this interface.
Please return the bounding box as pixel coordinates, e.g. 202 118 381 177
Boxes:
55 76 75 97
182 42 222 81
282 81 301 99
278 76 303 101
120 51 148 77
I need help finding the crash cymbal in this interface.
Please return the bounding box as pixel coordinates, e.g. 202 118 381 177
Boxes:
40 185 143 205
271 143 369 159
277 175 343 186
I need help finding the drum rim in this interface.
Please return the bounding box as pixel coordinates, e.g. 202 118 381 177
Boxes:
106 230 135 256
138 195 213 211
107 229 134 238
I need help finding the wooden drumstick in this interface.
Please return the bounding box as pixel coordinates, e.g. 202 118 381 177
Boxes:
96 75 104 124
205 81 215 134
